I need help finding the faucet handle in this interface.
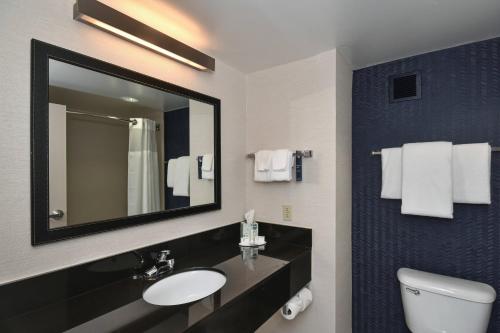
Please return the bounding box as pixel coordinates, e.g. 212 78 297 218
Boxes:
144 266 159 278
156 250 171 263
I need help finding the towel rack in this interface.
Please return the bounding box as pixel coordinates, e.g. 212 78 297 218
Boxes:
371 146 500 156
246 150 313 158
246 150 313 181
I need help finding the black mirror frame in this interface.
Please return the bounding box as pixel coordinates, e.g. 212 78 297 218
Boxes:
31 39 221 245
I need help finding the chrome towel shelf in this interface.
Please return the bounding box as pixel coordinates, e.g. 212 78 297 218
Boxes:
371 146 500 156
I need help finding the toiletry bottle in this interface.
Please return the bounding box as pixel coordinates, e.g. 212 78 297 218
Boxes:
241 221 250 239
249 222 258 245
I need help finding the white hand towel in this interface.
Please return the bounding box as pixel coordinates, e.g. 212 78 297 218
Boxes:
271 149 294 182
452 143 491 204
255 150 273 171
201 154 213 171
201 154 214 180
202 169 214 180
401 142 453 219
173 156 190 196
254 150 273 182
272 149 291 170
381 148 402 199
166 158 176 188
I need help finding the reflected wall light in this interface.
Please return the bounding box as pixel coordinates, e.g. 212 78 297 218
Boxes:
73 0 215 71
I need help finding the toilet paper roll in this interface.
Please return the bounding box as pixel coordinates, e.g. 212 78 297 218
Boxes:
281 287 313 320
297 287 312 309
281 297 302 320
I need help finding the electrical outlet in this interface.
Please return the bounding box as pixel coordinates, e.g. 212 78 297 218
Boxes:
282 205 292 221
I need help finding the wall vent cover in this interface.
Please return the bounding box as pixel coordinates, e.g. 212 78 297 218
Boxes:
389 72 421 103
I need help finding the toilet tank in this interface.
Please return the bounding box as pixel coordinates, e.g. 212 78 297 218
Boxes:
397 268 496 333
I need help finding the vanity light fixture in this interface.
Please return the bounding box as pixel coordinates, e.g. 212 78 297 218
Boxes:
73 0 215 71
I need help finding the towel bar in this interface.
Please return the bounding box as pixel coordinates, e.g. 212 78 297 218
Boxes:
246 150 312 182
371 146 500 156
246 150 313 158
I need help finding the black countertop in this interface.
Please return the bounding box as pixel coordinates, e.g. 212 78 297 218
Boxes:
0 222 312 333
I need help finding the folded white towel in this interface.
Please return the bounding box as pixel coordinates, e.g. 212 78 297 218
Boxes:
166 159 176 188
202 169 214 180
271 149 294 182
201 154 213 171
256 150 273 171
254 150 273 182
173 156 190 196
401 142 453 219
381 148 402 199
272 149 291 170
452 143 491 204
201 154 214 180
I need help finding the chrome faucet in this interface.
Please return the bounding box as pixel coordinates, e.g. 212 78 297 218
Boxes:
144 250 175 279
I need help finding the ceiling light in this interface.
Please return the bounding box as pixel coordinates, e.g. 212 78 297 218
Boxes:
73 0 215 71
121 96 139 103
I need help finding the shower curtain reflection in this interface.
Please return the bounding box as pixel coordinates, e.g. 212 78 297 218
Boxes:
127 118 161 215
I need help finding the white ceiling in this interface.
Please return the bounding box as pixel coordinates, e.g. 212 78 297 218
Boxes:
103 0 500 72
49 59 188 110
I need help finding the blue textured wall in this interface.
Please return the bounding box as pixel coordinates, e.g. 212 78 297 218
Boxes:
352 38 500 333
164 108 190 209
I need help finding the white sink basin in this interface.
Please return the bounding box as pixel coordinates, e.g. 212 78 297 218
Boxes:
143 269 227 306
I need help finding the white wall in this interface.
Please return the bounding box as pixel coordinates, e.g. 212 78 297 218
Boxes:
246 50 352 333
0 0 246 284
247 51 336 332
0 3 353 331
189 99 215 206
48 103 68 229
335 51 353 333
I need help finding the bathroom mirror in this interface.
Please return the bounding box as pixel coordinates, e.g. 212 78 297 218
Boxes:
31 40 221 245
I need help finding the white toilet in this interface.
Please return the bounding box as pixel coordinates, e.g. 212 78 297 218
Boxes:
398 268 496 333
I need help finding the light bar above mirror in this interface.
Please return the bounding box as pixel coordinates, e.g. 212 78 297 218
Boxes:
73 0 215 71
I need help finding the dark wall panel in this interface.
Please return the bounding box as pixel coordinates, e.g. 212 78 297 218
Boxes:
352 37 500 332
164 107 190 209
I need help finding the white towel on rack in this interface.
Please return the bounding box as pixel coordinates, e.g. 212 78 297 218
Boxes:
254 150 273 182
256 150 273 171
272 149 291 170
166 158 176 188
401 142 453 219
381 148 402 199
173 156 190 196
201 154 213 171
271 149 294 182
202 154 214 180
452 143 491 204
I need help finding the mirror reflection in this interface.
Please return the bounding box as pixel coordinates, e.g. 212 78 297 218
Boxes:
48 59 215 229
